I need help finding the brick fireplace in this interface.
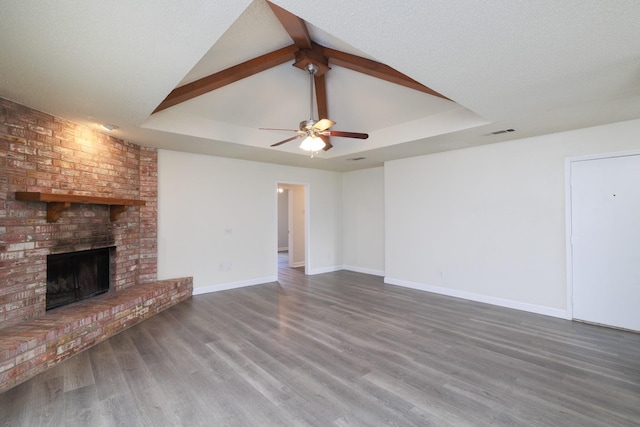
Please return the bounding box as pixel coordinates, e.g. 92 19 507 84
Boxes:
0 97 192 392
0 97 159 328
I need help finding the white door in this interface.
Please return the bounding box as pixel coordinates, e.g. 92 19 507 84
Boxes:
571 154 640 331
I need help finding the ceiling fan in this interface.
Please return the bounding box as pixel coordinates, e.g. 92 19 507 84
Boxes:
260 63 368 152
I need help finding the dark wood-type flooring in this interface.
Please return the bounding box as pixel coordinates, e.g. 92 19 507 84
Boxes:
1 254 639 426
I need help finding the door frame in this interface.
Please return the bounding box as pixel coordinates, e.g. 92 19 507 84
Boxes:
564 149 640 320
286 187 293 267
275 181 310 275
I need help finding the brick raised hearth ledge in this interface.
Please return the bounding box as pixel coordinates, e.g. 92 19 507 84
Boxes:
0 277 193 393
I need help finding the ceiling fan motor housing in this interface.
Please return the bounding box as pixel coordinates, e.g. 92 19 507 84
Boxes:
300 119 316 130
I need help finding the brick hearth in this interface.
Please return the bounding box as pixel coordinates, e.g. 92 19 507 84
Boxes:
0 277 192 392
0 97 192 392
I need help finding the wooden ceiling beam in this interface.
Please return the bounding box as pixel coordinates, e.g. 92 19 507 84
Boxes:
313 74 333 150
318 44 451 101
294 47 330 76
153 3 453 117
153 44 298 114
266 2 332 76
314 74 328 120
266 1 312 49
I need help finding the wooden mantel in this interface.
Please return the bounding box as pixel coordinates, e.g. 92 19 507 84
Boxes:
15 192 146 222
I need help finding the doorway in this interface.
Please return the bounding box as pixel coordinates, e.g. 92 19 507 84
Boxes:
567 151 640 331
276 183 309 275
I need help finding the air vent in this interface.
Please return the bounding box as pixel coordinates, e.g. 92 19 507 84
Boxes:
485 128 515 136
347 157 366 161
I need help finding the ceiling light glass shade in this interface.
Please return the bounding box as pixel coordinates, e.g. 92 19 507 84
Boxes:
299 135 326 151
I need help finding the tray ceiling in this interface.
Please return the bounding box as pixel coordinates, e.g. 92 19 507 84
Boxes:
1 0 639 171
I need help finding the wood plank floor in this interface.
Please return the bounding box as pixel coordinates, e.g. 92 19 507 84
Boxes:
1 255 639 426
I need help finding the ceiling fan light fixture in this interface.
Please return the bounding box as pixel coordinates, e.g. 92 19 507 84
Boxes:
299 135 325 152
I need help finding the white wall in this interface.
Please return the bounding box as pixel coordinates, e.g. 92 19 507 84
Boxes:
158 150 342 293
342 167 385 275
385 119 640 318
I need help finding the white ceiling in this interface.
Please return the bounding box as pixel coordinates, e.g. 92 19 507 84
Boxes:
1 0 639 171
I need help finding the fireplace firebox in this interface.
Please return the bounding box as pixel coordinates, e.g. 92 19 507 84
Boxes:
46 247 113 310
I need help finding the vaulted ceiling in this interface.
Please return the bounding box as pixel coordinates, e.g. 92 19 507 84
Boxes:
1 0 639 171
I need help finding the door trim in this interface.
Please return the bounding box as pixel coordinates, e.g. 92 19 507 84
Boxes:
564 149 640 321
275 181 310 275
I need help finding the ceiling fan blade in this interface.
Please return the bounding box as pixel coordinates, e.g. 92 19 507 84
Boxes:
260 127 301 132
313 118 335 131
324 130 369 139
270 134 304 147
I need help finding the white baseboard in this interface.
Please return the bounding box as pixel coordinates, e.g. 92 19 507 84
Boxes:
307 265 342 275
309 265 385 276
291 261 305 268
342 265 385 277
278 247 288 252
191 273 568 320
383 277 568 319
192 275 278 295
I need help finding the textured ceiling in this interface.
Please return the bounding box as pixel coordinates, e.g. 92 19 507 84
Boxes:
1 0 639 171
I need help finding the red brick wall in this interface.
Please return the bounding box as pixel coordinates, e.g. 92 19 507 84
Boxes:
139 147 158 284
0 97 157 330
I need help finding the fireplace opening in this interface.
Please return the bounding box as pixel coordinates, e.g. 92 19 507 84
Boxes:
46 247 113 311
